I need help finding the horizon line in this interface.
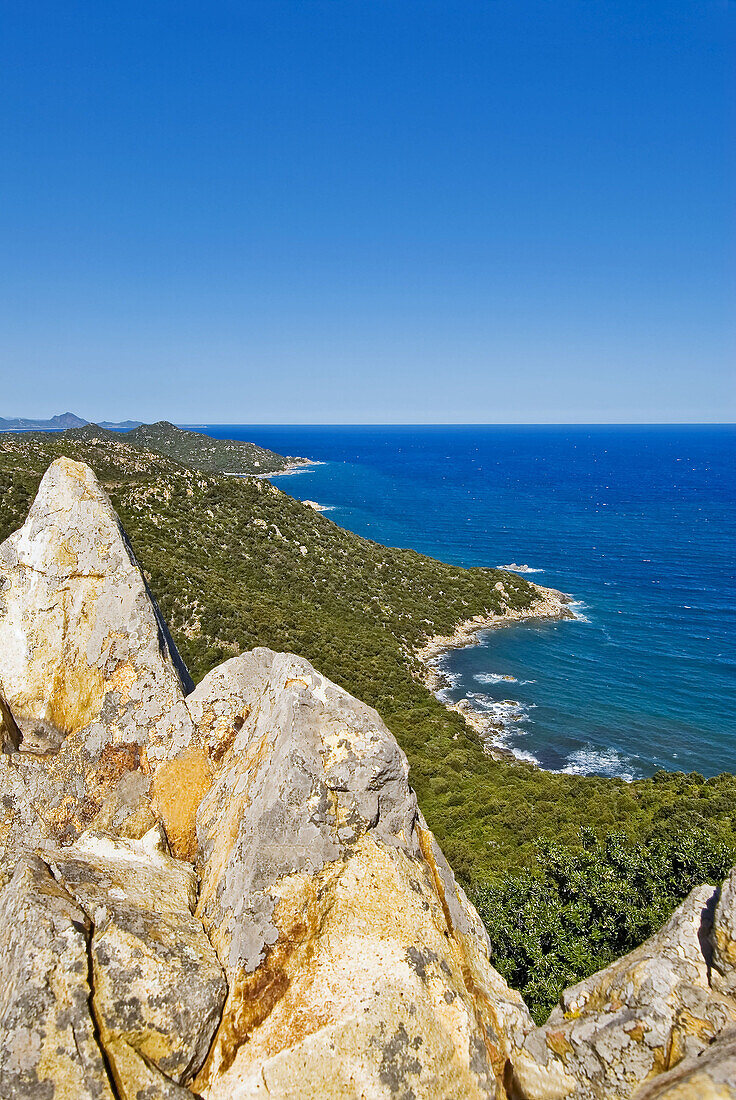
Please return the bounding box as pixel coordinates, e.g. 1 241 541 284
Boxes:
182 421 736 428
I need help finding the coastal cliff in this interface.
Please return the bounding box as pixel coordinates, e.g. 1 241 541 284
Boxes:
1 458 735 1098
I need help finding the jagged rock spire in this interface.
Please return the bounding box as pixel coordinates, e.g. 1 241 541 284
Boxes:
0 457 195 850
0 456 192 746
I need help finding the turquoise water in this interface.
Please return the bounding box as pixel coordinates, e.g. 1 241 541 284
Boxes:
201 425 735 780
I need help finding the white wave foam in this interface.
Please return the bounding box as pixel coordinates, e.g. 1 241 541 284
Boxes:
428 657 462 683
496 563 544 573
568 600 591 623
467 692 534 721
508 747 542 766
265 460 327 479
559 747 637 781
474 671 518 685
429 658 464 703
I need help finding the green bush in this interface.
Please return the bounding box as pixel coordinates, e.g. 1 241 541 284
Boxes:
474 827 736 1022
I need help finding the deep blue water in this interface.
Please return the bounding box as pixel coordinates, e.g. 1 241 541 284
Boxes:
198 425 735 780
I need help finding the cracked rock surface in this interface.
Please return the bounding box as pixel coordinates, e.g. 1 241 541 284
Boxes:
45 827 227 1087
187 649 530 1098
2 457 736 1099
0 457 194 863
0 853 115 1100
509 884 736 1099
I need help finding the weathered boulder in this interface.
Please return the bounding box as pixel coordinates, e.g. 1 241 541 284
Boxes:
0 831 227 1100
186 649 532 1099
633 1026 736 1098
0 854 115 1100
45 826 227 1087
509 885 736 1099
101 1036 197 1099
0 457 195 854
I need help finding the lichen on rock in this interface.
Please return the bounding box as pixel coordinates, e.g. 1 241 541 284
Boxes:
0 457 196 857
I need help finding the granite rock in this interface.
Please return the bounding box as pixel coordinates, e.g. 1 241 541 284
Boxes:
712 868 736 998
633 1026 736 1099
0 457 196 854
0 691 20 754
187 649 531 1098
46 826 226 1086
0 854 115 1100
5 457 736 1100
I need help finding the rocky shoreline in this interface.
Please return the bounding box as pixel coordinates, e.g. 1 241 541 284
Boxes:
414 582 575 762
256 456 320 478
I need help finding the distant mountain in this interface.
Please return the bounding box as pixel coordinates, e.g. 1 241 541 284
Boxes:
61 424 122 442
98 420 144 430
0 412 87 431
0 412 143 432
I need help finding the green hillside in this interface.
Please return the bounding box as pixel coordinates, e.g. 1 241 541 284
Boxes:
2 428 735 1018
126 420 303 474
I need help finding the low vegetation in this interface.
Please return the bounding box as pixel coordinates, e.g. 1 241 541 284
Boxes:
59 420 297 474
126 420 300 474
475 826 736 1022
1 423 734 1018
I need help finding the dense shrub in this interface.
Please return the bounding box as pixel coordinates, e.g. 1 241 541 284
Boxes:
474 827 736 1022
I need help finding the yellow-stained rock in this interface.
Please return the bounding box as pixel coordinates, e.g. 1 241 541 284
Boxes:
713 869 736 998
0 854 115 1100
0 691 21 753
0 457 196 855
151 742 214 860
5 458 736 1100
633 1025 736 1099
45 827 226 1087
103 1036 195 1099
188 649 532 1099
510 886 736 1100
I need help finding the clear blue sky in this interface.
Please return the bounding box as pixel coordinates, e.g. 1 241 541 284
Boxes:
1 1 733 423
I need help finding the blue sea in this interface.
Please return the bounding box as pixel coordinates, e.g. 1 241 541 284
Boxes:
200 425 735 780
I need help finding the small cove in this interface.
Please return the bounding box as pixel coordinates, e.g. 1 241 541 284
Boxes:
200 424 736 779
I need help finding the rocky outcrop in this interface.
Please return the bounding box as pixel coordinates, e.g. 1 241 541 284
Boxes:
0 457 195 860
186 649 532 1098
633 1026 736 1098
0 459 533 1098
45 827 227 1087
0 456 192 745
712 869 736 999
3 456 736 1100
0 853 115 1100
0 690 21 753
508 884 736 1100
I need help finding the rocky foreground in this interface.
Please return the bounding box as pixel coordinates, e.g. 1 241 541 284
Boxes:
0 458 735 1099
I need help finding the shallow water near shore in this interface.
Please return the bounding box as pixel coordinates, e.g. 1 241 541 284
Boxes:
199 425 736 780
